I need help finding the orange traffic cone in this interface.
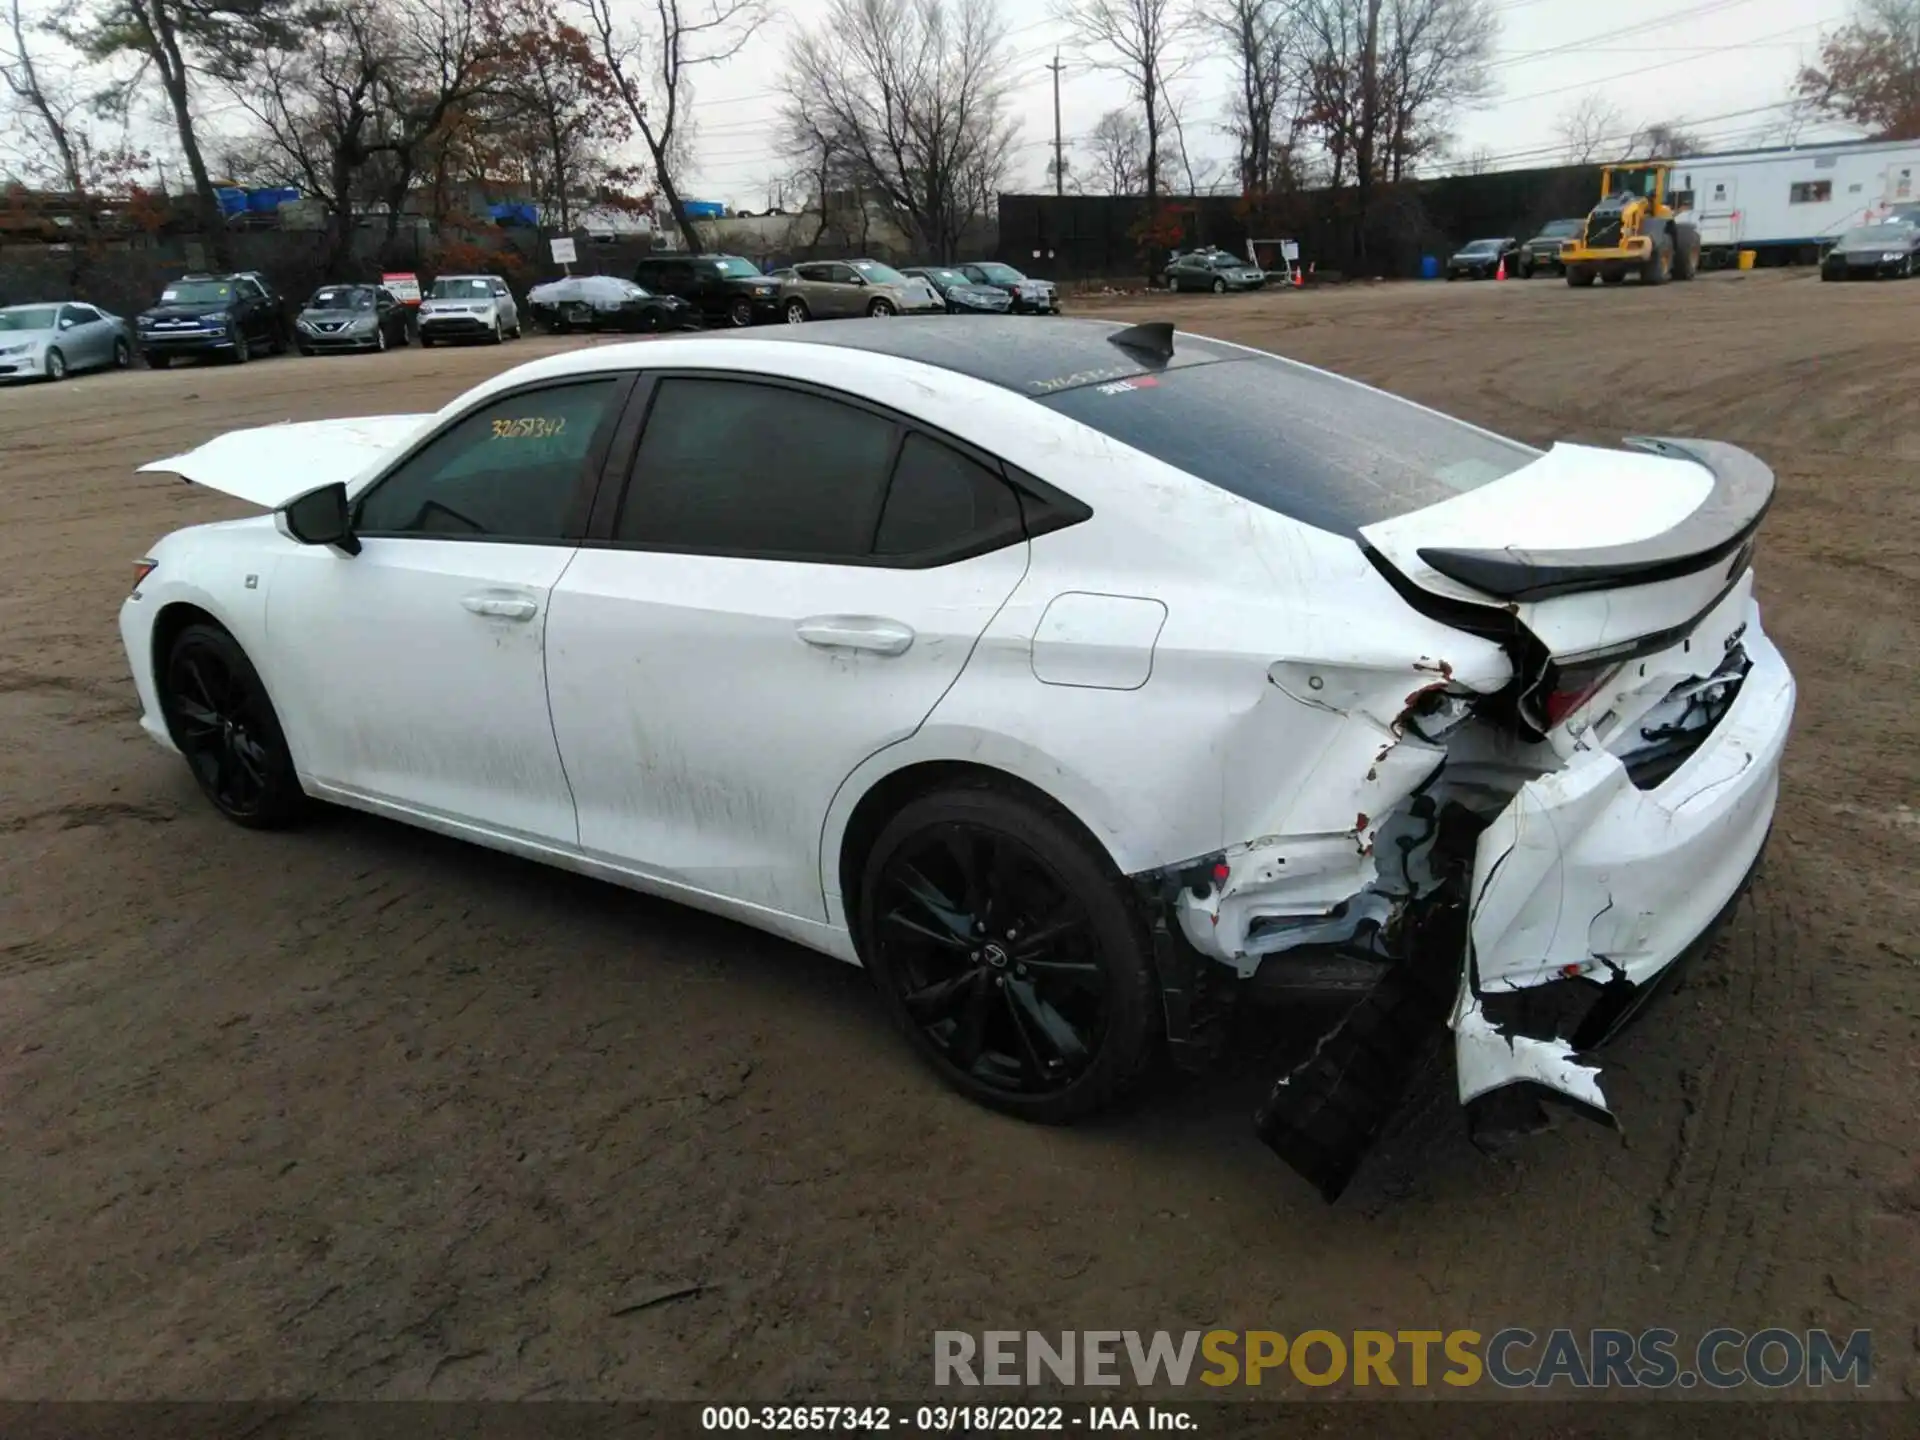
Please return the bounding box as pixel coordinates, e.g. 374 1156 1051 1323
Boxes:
1291 266 1303 288
1496 255 1507 280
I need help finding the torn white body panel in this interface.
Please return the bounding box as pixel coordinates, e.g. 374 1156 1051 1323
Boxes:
138 414 431 508
1451 986 1610 1112
1469 597 1791 994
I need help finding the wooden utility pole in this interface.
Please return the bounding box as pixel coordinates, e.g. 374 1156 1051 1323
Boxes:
1048 51 1067 197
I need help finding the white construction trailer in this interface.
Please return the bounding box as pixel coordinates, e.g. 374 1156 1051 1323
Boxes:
1671 137 1920 266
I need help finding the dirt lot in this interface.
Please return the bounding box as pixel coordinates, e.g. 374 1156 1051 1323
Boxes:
1 269 1916 1406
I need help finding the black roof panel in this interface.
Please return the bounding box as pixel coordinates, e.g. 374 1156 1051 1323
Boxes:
706 315 1238 396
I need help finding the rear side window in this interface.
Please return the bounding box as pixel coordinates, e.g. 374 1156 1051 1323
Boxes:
616 378 898 557
1037 355 1535 536
875 434 1022 557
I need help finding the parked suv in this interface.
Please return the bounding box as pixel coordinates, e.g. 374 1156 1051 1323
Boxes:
1521 219 1584 277
633 253 781 327
958 261 1059 314
777 259 944 322
417 274 521 346
136 271 288 366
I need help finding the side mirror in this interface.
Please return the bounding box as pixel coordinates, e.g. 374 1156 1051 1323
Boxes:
277 481 361 555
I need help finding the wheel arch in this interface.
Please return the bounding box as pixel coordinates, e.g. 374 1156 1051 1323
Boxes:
829 753 1126 946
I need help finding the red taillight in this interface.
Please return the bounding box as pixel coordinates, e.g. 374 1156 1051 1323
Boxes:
131 558 157 592
1542 663 1617 728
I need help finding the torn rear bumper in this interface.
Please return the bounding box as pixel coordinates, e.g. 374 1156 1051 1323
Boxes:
1453 612 1792 1117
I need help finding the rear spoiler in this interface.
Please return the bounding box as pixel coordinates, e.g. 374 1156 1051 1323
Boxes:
1415 438 1774 602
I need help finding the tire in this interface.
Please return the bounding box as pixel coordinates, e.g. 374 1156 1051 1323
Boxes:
867 298 896 317
1674 235 1700 281
420 333 437 347
727 296 754 328
374 325 388 352
1601 268 1627 285
487 319 503 345
43 346 66 380
159 622 307 829
297 343 315 357
785 297 809 324
112 337 131 369
1641 239 1674 286
269 326 288 356
230 331 251 364
144 351 171 369
857 785 1159 1125
1566 266 1595 287
1211 277 1226 294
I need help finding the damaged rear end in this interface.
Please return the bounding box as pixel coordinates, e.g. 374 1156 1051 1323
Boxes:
1168 436 1793 1200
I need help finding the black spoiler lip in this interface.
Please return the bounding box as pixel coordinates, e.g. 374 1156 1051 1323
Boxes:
1415 438 1775 603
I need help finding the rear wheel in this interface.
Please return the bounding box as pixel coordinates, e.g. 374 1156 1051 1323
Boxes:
785 297 809 324
867 298 896 317
858 786 1159 1124
159 623 306 829
1674 235 1701 280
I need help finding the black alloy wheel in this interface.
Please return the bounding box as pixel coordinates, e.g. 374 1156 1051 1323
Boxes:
860 787 1157 1123
161 623 306 828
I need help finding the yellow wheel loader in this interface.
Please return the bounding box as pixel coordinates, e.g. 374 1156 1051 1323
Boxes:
1561 161 1701 288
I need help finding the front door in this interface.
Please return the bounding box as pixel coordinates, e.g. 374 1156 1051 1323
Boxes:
545 373 1031 919
262 374 630 844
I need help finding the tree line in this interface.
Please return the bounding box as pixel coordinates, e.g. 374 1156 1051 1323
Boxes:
3 0 1918 274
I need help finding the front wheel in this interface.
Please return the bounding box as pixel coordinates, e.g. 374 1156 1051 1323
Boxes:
727 297 754 328
487 319 503 345
374 325 388 352
858 786 1159 1123
230 331 251 363
1211 277 1227 294
112 337 131 369
160 622 307 828
44 346 67 380
785 298 809 324
1566 265 1595 287
867 298 896 317
144 351 171 369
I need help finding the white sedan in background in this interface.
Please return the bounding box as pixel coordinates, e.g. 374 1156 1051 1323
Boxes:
121 317 1793 1199
0 301 133 380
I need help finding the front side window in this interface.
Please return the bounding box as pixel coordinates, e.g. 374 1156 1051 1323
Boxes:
616 378 898 558
356 379 619 541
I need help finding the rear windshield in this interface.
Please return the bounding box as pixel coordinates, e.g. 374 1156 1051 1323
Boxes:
1038 355 1536 537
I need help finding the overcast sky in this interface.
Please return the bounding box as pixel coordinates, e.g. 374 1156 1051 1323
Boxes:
684 0 1863 206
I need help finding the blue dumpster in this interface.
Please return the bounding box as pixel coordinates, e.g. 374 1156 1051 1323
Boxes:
1420 254 1440 280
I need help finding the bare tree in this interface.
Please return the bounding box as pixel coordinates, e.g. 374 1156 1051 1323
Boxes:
1633 118 1704 158
1052 0 1185 273
485 0 629 233
1556 91 1625 163
1202 0 1296 198
62 0 323 258
1797 0 1920 140
1379 0 1496 181
1083 106 1145 192
780 0 1019 263
579 0 765 252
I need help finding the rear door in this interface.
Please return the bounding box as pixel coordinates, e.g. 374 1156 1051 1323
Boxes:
1695 176 1740 247
544 372 1031 919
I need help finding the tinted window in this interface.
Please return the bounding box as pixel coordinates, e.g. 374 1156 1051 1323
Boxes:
1038 356 1534 537
357 380 617 540
875 434 1023 557
616 378 897 557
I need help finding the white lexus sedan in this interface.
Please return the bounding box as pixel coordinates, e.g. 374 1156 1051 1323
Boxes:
121 317 1794 1198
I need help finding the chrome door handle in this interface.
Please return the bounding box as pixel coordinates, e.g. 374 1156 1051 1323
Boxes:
795 616 915 656
461 592 539 621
